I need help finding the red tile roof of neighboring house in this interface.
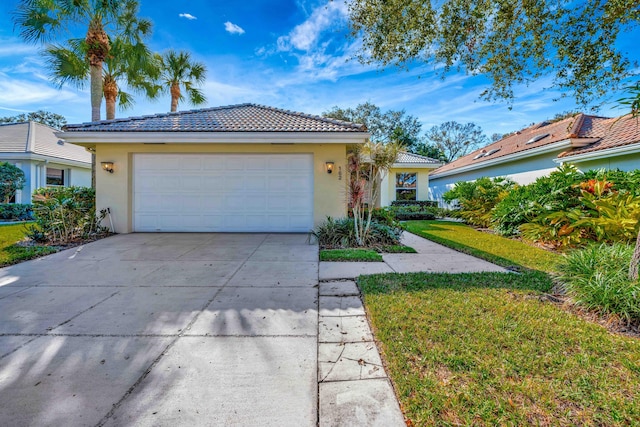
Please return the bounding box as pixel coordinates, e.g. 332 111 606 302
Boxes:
559 114 640 158
63 103 367 133
431 113 623 176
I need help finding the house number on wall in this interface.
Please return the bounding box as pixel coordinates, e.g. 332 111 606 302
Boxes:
338 166 342 181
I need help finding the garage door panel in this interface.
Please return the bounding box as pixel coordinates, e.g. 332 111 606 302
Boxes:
245 157 267 170
134 154 314 232
226 158 246 170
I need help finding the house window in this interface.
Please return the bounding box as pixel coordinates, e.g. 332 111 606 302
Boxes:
396 173 417 201
46 168 64 186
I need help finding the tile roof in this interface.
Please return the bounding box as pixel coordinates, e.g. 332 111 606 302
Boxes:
0 122 91 164
431 114 611 176
559 114 640 158
63 103 367 133
396 151 442 165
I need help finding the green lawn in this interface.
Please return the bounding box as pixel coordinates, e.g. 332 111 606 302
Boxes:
0 223 57 266
378 245 417 254
404 220 559 273
320 248 383 262
359 271 640 426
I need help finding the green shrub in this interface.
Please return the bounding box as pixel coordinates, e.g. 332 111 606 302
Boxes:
27 187 108 244
312 216 402 249
384 202 444 221
390 200 438 208
493 165 640 236
369 208 398 227
0 203 33 220
443 176 516 227
520 180 640 248
393 211 435 221
556 243 640 323
0 162 26 203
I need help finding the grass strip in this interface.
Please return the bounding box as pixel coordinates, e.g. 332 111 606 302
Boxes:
359 271 640 426
403 220 559 273
320 248 383 262
378 245 417 254
0 223 58 266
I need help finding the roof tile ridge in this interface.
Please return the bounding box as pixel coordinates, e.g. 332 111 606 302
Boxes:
251 103 366 130
400 150 439 161
566 113 586 138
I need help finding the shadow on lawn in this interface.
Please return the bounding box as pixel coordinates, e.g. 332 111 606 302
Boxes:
357 270 554 295
403 220 551 273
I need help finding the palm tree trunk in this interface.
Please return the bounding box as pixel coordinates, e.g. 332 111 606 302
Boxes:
170 82 180 112
90 64 102 121
103 76 118 120
86 19 109 121
630 229 640 281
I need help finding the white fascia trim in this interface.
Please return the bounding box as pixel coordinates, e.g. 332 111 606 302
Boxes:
553 142 640 164
430 140 573 179
392 162 443 169
56 131 370 145
0 152 91 168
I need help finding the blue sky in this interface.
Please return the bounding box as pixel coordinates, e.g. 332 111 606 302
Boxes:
0 0 638 137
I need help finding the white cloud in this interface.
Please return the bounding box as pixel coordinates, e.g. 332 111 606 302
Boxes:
277 1 348 52
179 13 197 20
0 72 78 106
0 38 38 58
224 22 245 35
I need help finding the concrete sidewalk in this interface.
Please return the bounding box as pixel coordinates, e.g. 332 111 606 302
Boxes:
320 231 507 280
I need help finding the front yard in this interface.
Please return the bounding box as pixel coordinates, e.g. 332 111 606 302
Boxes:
403 220 559 272
0 223 57 267
356 219 640 425
360 271 640 425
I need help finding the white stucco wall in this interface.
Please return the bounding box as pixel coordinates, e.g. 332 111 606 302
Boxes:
429 151 562 207
380 167 433 207
1 159 91 203
429 149 640 207
562 152 640 172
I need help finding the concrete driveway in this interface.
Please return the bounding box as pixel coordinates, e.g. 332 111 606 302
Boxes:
0 233 319 426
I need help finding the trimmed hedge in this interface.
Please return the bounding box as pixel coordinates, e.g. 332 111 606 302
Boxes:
395 212 436 221
391 200 438 207
0 203 33 221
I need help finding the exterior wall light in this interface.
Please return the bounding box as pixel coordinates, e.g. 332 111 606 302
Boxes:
101 161 115 173
325 161 334 174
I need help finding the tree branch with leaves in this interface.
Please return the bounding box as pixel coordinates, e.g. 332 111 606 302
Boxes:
347 0 639 107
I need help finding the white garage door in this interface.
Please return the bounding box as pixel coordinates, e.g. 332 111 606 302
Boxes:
133 154 314 232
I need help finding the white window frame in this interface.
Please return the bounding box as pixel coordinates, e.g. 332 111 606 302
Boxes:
395 172 417 201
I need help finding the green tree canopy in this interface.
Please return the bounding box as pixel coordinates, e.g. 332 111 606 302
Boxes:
155 50 207 112
413 143 447 162
14 0 152 121
425 121 488 162
45 35 157 120
323 102 422 149
347 0 639 107
0 111 67 129
0 162 26 203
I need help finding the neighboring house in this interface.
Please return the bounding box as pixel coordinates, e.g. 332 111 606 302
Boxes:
429 113 640 205
0 121 92 203
59 104 369 233
380 151 442 206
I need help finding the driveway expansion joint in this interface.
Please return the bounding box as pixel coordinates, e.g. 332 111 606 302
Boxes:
317 287 405 425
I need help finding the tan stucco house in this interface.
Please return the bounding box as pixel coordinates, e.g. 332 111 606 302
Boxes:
380 151 442 206
429 113 640 206
0 121 92 203
58 104 369 233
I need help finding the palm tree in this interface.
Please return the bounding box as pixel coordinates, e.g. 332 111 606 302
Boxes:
156 50 207 112
46 37 158 120
14 0 152 122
